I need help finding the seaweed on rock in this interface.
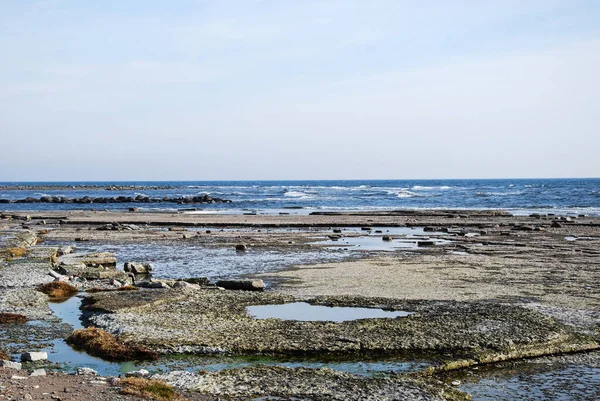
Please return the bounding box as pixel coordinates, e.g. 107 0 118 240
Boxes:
67 327 159 361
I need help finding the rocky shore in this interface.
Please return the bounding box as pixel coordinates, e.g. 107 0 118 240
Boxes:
1 209 599 400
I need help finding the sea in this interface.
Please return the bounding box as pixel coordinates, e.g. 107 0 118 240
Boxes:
1 178 599 216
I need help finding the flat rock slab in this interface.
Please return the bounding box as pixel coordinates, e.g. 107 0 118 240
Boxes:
0 260 53 288
87 289 599 362
154 365 461 401
56 252 125 280
57 252 117 268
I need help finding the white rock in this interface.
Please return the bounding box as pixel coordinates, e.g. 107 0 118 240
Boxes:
30 369 46 377
125 369 150 378
0 360 22 370
76 367 98 376
20 352 47 362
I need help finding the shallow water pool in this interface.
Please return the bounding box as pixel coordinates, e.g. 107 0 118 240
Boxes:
247 302 411 322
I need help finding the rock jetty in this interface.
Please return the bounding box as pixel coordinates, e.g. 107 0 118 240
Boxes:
1 194 231 204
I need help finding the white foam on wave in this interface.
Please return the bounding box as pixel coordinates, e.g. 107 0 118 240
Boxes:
284 191 313 199
477 191 525 197
411 185 453 191
383 188 421 198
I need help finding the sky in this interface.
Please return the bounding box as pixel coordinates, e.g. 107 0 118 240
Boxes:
1 0 599 181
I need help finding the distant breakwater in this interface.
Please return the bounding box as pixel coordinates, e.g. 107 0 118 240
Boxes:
0 194 231 204
0 185 177 191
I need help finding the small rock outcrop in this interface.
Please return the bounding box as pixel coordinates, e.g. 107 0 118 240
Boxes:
215 279 265 291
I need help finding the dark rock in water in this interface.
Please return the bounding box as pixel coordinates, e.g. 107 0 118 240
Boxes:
235 244 248 252
0 199 12 203
333 229 342 234
361 227 372 231
216 279 265 291
417 240 435 247
423 226 436 232
382 235 393 241
129 207 139 212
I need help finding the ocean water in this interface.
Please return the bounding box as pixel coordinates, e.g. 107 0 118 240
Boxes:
1 178 599 216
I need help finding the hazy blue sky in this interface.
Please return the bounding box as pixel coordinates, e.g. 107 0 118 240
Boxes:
1 0 599 180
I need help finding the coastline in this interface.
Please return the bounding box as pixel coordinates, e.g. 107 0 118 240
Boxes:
1 209 599 400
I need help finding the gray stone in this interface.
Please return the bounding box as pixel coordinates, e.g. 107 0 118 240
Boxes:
235 244 248 252
148 281 170 289
20 352 47 362
123 262 154 274
172 281 199 289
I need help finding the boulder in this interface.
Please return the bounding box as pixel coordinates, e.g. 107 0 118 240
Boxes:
136 279 171 289
417 240 436 247
123 262 154 274
235 244 248 252
382 235 393 241
21 352 47 362
172 281 200 289
216 279 265 291
30 369 46 377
